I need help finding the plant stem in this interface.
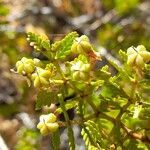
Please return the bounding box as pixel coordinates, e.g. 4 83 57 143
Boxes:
58 94 75 150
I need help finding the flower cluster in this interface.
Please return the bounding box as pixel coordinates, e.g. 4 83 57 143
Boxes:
37 113 59 135
127 45 150 68
15 57 58 88
15 57 36 75
70 55 91 81
71 35 92 54
31 67 51 88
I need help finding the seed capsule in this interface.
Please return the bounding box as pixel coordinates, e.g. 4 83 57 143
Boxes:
127 45 150 68
37 113 59 135
72 71 88 80
31 67 51 88
138 51 150 63
135 54 144 68
71 35 92 54
127 53 137 66
71 59 90 81
16 57 35 75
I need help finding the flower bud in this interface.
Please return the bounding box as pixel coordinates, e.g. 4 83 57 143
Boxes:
127 53 137 66
80 41 92 51
135 54 144 68
138 51 150 63
16 57 35 75
80 63 91 72
37 113 59 135
127 45 150 68
72 71 88 80
33 76 41 88
71 61 91 72
33 58 43 67
71 35 92 54
127 47 136 55
31 67 51 88
80 35 89 41
71 60 90 81
136 45 146 52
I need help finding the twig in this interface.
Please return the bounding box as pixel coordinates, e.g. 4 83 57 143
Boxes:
120 122 150 143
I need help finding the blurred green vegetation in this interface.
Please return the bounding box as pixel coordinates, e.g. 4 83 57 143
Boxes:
101 0 139 14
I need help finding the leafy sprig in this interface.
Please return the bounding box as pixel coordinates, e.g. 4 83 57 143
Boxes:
14 31 150 149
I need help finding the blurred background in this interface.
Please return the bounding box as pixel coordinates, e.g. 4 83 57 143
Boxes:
0 0 150 149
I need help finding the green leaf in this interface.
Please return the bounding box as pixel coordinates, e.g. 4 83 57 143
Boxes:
124 139 149 150
36 91 56 110
57 94 75 150
101 83 121 99
81 122 101 150
55 32 78 59
108 58 122 72
110 124 122 144
55 100 77 114
81 120 108 150
51 130 60 150
85 120 102 145
119 49 127 61
27 32 51 51
68 126 75 150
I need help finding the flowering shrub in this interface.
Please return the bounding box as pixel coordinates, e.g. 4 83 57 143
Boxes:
15 32 150 149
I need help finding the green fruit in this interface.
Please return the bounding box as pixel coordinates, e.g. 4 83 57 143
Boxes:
40 77 50 85
32 76 50 88
71 61 90 72
71 58 91 81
